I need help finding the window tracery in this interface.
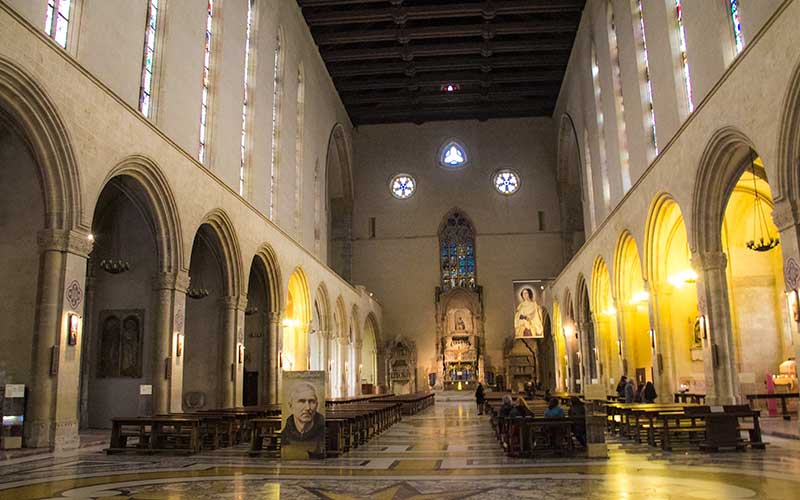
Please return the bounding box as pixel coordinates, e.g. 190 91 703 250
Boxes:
439 141 468 168
439 212 476 290
390 174 416 199
493 170 520 195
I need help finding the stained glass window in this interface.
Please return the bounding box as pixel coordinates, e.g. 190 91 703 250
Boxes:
635 0 658 155
269 32 283 221
390 174 416 199
439 141 467 168
139 0 160 117
44 0 71 49
493 170 520 195
439 212 476 291
239 0 255 196
730 0 745 54
675 0 694 113
590 44 611 209
198 0 215 164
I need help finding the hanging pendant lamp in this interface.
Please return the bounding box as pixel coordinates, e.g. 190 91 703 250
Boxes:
745 152 780 252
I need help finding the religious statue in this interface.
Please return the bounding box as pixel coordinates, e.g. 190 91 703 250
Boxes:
514 288 543 338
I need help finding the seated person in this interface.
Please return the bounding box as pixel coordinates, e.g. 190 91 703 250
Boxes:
510 397 534 418
499 395 514 418
567 396 587 447
544 397 565 418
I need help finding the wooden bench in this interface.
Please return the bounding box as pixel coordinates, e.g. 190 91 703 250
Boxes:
248 417 282 456
746 393 798 421
505 416 579 457
660 405 764 452
106 416 202 454
674 392 706 404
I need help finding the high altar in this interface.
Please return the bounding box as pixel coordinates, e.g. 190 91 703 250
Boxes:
434 286 485 390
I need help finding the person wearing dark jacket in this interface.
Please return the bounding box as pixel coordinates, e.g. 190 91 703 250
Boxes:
643 381 658 403
510 397 534 418
624 379 636 403
475 383 486 415
616 376 628 399
499 395 514 418
567 397 587 447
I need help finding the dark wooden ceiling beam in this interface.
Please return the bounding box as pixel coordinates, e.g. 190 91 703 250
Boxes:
321 39 572 62
342 88 558 106
334 70 565 91
304 0 585 26
328 54 568 77
314 20 579 45
298 0 387 7
352 104 553 125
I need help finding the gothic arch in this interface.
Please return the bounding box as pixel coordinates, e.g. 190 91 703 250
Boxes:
326 123 353 281
253 243 283 314
196 209 244 298
314 282 332 336
644 193 689 288
334 295 348 338
100 155 183 274
777 58 800 203
613 230 645 302
0 55 81 230
692 127 758 255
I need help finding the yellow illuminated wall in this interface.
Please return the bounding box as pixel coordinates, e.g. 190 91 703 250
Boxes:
283 268 311 371
721 162 789 394
614 233 653 382
591 257 621 389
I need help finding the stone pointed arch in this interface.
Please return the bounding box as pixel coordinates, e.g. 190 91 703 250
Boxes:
575 273 591 324
0 55 81 230
350 304 361 343
644 192 689 288
334 295 348 339
613 230 644 303
101 155 183 274
364 311 381 346
777 58 800 204
562 288 574 323
326 123 354 281
286 267 312 325
253 243 283 314
315 281 332 336
197 209 244 298
590 256 614 318
692 127 758 255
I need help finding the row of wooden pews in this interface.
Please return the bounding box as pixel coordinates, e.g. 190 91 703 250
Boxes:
107 392 434 456
606 402 765 451
485 394 584 458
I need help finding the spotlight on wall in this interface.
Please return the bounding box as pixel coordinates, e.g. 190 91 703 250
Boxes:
87 233 94 241
237 343 245 364
630 291 649 305
176 333 184 357
668 270 697 288
282 318 301 328
68 313 80 346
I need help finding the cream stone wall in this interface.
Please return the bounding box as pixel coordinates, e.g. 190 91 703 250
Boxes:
0 1 380 444
548 0 800 403
351 119 565 388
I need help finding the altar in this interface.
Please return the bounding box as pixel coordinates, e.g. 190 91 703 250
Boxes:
434 286 485 390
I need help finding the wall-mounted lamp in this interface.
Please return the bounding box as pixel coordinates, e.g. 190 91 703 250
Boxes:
176 333 184 357
629 290 649 305
68 313 80 346
237 343 245 364
698 315 708 340
282 318 301 328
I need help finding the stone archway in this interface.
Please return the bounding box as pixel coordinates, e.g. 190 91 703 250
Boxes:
325 124 353 282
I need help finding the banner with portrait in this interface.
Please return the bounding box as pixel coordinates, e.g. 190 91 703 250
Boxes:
513 280 546 339
281 370 326 459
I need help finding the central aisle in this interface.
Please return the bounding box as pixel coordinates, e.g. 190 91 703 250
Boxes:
1 400 800 499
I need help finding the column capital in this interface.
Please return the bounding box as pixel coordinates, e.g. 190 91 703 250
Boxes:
152 270 190 292
269 311 281 323
691 251 728 272
221 295 248 311
38 228 94 257
772 199 799 231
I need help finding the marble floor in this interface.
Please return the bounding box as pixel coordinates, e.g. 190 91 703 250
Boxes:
1 401 799 499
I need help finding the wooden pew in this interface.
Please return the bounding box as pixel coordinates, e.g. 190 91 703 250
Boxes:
107 416 202 454
660 405 765 451
746 392 798 421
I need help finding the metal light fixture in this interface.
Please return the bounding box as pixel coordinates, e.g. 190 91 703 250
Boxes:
98 202 131 274
245 304 259 316
186 273 210 299
745 152 780 252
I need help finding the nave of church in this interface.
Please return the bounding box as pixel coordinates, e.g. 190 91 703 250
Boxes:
0 401 799 499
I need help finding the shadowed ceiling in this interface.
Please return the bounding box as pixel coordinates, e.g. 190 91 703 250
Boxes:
297 0 586 125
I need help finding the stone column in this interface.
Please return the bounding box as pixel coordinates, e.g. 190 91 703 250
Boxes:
267 312 281 403
78 268 95 430
693 251 739 405
354 339 364 395
152 271 190 414
25 229 92 450
772 200 800 427
220 296 246 408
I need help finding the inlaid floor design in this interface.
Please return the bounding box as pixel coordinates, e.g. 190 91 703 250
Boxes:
1 401 799 499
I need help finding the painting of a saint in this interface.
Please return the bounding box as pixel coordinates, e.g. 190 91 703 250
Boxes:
514 288 543 338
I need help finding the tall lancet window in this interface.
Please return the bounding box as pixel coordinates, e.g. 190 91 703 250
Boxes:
139 0 160 117
239 0 255 197
269 30 284 221
439 211 476 291
674 0 694 113
729 0 745 54
607 1 631 192
634 0 658 156
45 0 72 48
198 0 215 164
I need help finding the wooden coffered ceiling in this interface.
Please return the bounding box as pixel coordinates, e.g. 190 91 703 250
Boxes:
297 0 586 125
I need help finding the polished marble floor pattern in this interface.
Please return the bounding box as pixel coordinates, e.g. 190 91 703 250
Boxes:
1 401 800 499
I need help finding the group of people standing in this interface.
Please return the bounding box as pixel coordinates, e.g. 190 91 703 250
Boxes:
616 376 657 403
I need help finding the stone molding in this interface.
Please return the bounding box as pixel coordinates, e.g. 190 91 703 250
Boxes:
37 228 93 257
772 199 799 231
221 295 248 311
152 271 190 292
692 251 728 272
